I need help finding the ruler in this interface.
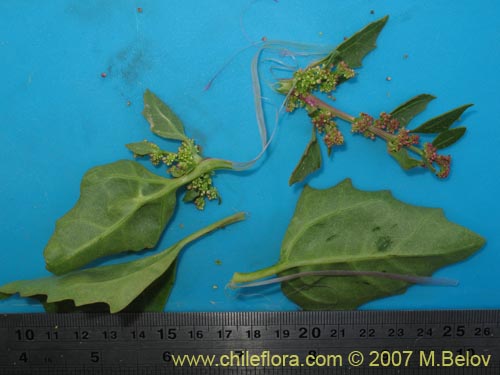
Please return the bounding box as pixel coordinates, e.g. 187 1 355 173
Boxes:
0 310 499 374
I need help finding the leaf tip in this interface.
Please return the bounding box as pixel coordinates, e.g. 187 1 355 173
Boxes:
339 177 354 188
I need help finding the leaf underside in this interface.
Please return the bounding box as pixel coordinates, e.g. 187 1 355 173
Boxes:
390 94 436 128
142 89 187 141
279 179 484 309
43 160 177 275
289 129 322 185
1 213 245 313
42 263 177 313
236 179 485 310
411 104 473 134
1 242 185 313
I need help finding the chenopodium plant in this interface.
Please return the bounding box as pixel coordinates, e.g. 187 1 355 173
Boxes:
230 179 485 309
0 90 246 312
44 89 236 275
271 16 472 184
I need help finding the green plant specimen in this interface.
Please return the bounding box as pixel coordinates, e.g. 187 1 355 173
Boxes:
1 213 244 313
44 90 236 275
230 179 485 309
0 15 483 314
0 90 247 313
259 16 473 184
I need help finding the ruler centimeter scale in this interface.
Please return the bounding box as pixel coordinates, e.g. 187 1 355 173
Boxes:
0 310 499 374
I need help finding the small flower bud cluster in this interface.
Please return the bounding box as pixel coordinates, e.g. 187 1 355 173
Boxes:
149 150 164 166
186 173 219 210
352 113 375 139
293 66 339 94
324 124 344 149
310 108 344 150
387 129 420 152
423 143 451 178
133 142 170 166
374 112 400 133
164 139 200 178
140 138 221 209
284 61 355 112
336 61 355 80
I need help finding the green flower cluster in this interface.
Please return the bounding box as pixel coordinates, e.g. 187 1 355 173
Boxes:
281 61 355 112
132 139 220 209
163 139 202 177
184 173 220 210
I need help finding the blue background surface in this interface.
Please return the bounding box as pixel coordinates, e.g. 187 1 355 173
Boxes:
1 1 499 312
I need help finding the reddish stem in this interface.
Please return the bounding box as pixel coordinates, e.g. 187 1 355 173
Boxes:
303 93 423 156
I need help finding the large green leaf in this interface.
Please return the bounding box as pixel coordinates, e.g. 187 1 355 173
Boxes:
411 104 473 134
318 16 389 68
43 160 182 275
289 129 321 185
1 213 244 313
44 158 233 275
143 89 187 141
390 94 436 128
231 179 485 309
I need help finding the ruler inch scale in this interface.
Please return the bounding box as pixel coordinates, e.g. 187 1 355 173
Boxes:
0 310 499 374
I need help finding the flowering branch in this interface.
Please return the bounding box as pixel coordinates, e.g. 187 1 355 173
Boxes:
273 16 471 184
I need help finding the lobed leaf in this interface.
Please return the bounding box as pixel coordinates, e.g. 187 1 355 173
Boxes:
1 213 245 313
432 127 466 149
289 129 322 185
143 89 187 141
390 94 436 128
319 16 389 68
232 179 485 309
411 104 473 134
44 160 181 275
43 264 178 313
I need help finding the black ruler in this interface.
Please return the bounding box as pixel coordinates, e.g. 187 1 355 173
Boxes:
0 310 499 374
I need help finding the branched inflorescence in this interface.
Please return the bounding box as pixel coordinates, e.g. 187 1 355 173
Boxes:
277 59 459 180
352 112 451 179
270 16 469 183
278 62 355 153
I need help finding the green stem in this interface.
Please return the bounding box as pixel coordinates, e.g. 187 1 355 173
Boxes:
174 158 234 188
177 212 246 249
231 262 288 284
